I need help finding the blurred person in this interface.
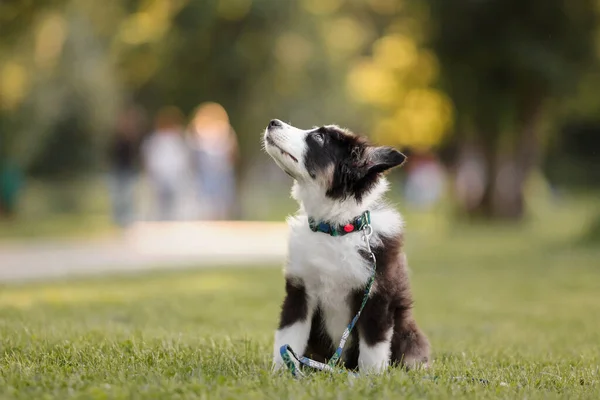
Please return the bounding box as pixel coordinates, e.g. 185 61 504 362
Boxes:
454 144 488 213
404 152 445 210
142 106 190 221
188 102 238 220
108 105 146 227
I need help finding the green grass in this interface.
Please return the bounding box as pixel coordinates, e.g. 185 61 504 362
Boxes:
0 177 293 240
0 213 117 241
1 194 600 399
0 178 116 241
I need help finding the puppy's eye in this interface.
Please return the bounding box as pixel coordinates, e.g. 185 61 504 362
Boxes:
314 132 325 144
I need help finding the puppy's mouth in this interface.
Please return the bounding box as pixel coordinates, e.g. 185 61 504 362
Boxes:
266 135 298 163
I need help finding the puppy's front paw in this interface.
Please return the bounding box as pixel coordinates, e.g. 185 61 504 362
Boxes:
272 355 285 373
272 351 300 375
402 355 429 370
358 358 390 375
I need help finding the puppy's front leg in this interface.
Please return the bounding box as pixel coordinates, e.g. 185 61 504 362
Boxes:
272 276 313 372
357 293 393 374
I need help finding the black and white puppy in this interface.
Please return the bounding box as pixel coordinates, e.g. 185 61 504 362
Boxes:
264 119 430 374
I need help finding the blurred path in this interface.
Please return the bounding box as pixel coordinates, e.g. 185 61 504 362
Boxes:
0 221 288 283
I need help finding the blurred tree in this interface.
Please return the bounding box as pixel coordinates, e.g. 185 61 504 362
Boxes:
1 0 599 220
428 0 599 219
0 0 120 178
545 120 600 187
343 1 454 151
0 0 358 216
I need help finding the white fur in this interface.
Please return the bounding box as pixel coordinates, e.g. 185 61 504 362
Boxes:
265 121 404 373
284 186 402 359
358 327 393 373
272 318 313 371
263 122 313 180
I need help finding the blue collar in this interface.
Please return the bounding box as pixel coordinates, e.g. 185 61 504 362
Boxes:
308 210 371 237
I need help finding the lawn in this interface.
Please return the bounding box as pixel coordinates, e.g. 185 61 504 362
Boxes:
1 195 599 399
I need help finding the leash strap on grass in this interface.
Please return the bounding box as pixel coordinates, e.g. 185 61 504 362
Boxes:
280 222 377 378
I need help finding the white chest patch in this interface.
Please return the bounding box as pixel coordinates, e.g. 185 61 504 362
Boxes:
285 207 403 344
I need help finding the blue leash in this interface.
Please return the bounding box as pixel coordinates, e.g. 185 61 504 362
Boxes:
279 223 377 378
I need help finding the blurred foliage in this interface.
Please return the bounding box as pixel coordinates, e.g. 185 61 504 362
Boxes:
0 0 454 174
0 0 599 219
427 0 600 218
430 0 599 143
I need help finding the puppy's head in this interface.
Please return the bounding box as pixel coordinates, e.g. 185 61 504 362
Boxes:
263 119 406 201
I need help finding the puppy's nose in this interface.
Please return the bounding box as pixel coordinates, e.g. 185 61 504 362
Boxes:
268 119 282 129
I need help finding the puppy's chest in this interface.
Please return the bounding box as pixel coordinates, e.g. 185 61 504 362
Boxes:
287 227 372 304
287 227 373 343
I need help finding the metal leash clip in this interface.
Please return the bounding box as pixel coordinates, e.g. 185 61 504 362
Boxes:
361 223 376 267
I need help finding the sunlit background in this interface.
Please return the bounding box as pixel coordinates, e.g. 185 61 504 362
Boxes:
1 0 599 276
1 1 600 397
1 0 599 225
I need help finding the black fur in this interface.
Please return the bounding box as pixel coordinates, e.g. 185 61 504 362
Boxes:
358 232 429 368
278 279 308 329
277 232 430 371
303 126 406 202
304 307 335 363
274 122 429 372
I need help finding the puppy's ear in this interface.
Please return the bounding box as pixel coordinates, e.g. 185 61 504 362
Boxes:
366 146 407 175
350 145 406 199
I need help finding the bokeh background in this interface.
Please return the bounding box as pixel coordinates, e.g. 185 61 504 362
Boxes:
1 2 600 397
0 0 599 266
